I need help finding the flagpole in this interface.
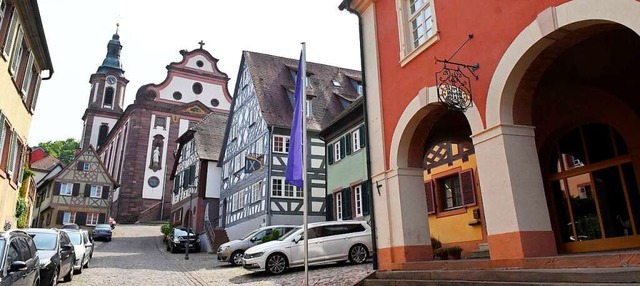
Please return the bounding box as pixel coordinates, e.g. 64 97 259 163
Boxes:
301 42 309 286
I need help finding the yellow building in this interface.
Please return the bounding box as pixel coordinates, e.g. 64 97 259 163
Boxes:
0 0 53 230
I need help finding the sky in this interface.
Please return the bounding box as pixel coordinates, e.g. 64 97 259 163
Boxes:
28 0 361 146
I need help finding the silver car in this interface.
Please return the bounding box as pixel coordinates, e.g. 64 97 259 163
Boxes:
217 225 295 266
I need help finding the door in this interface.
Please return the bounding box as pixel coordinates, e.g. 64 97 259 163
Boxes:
2 240 25 286
18 238 38 286
59 232 74 275
321 224 350 261
288 227 325 265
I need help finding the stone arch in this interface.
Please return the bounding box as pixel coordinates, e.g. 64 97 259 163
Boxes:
486 0 640 127
390 86 483 169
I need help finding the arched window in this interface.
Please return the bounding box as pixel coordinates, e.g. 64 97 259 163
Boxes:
104 87 114 106
97 124 109 148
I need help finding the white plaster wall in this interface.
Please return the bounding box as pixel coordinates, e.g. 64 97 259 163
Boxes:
158 77 231 110
142 114 171 200
185 54 215 73
179 119 189 138
206 161 221 198
89 116 117 148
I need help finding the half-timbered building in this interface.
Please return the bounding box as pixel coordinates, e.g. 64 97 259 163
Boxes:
90 45 233 223
219 51 362 240
35 146 118 228
169 111 228 252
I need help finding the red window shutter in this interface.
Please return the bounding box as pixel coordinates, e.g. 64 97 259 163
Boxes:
425 180 435 214
460 169 476 206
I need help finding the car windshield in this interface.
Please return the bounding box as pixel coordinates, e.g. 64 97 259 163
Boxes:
279 227 302 241
241 229 260 240
174 229 194 237
67 232 82 245
30 233 57 250
95 224 111 230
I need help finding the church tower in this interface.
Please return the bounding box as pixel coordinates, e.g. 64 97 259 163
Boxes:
80 25 128 149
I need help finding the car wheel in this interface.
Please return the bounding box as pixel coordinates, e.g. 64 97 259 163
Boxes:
63 262 74 282
348 244 369 264
170 243 178 253
229 250 244 266
107 237 112 242
50 268 59 286
84 257 90 269
265 253 287 275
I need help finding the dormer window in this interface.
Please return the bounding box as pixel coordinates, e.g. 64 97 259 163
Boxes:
331 80 341 87
290 70 311 87
349 79 363 95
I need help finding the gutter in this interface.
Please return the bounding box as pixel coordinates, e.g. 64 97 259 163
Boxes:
339 0 378 270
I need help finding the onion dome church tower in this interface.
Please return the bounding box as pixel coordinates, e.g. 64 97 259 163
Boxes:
80 25 129 149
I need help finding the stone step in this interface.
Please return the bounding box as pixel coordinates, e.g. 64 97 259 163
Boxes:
369 268 640 284
364 279 634 286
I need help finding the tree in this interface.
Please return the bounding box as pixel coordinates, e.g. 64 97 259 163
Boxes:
37 138 79 165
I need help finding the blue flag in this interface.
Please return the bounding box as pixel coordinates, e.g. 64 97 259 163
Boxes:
286 52 305 188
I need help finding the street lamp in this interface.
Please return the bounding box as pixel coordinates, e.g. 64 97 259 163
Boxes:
185 184 196 260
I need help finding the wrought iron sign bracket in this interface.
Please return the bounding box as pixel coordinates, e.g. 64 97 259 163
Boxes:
434 34 480 112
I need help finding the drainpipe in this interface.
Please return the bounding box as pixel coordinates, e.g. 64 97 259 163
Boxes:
266 126 273 226
339 0 378 270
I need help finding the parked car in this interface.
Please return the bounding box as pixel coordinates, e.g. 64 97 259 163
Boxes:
80 230 93 261
166 227 200 253
217 225 296 266
60 223 79 230
242 220 372 275
0 229 41 286
61 230 90 274
92 224 112 242
26 228 75 286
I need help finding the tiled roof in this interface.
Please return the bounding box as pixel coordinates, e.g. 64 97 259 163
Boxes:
192 111 229 161
243 51 362 131
30 155 61 171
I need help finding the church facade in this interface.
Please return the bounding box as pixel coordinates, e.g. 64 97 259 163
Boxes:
80 34 233 223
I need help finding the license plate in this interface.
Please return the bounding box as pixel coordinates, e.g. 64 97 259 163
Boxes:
188 244 193 247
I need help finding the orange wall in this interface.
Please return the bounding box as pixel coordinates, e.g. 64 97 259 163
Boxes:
374 0 572 169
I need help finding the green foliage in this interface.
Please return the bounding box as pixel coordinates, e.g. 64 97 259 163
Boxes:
447 246 463 256
430 237 442 250
261 229 280 243
37 138 79 165
17 213 29 228
15 197 27 219
160 224 172 236
434 247 448 260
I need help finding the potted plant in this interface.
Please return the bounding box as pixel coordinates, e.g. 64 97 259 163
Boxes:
160 224 172 243
447 246 463 260
434 247 448 260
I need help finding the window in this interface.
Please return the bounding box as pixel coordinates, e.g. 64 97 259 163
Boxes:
8 26 22 76
60 183 72 196
0 112 4 166
154 116 166 129
86 213 99 226
354 185 363 217
104 87 114 106
271 177 302 198
333 141 341 162
90 185 103 198
2 9 17 57
6 131 16 174
273 135 290 153
63 212 76 224
97 124 109 148
237 189 245 209
352 129 361 152
397 0 438 63
305 99 312 118
0 1 6 34
336 192 343 221
438 174 462 210
408 0 435 49
20 52 33 96
251 182 261 203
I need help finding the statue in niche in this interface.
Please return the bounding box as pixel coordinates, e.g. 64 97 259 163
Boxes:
149 134 165 171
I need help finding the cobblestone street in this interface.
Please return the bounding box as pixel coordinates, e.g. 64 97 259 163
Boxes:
65 224 373 286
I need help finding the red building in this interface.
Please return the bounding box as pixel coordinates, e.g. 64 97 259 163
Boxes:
341 0 640 270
